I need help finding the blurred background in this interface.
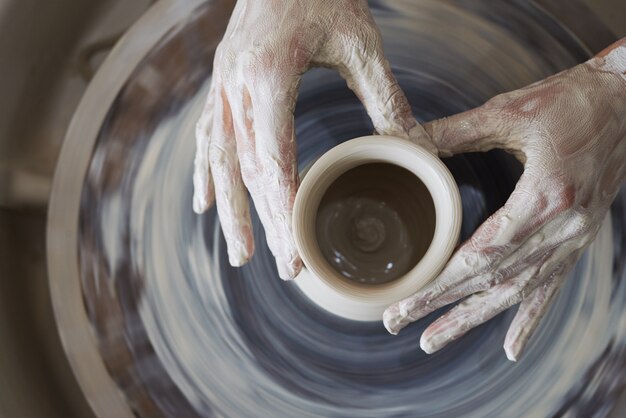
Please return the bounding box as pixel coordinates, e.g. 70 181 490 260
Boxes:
0 0 624 417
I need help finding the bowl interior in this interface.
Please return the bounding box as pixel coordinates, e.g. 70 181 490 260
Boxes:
292 136 462 319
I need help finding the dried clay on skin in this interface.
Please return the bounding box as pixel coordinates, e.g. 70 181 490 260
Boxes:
384 38 626 360
193 0 435 278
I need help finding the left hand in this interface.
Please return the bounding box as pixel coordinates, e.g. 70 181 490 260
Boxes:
192 0 434 279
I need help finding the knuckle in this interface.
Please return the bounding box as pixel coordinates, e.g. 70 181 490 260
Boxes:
489 271 505 287
195 118 210 141
357 32 383 58
213 43 225 64
503 295 521 309
503 288 523 307
484 93 509 111
338 28 383 69
571 211 594 235
463 239 505 274
208 143 229 169
213 43 234 71
432 281 447 295
245 47 279 75
546 178 576 211
520 286 534 300
239 161 257 187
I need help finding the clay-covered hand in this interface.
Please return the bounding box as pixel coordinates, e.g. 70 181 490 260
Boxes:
193 0 434 279
384 39 626 360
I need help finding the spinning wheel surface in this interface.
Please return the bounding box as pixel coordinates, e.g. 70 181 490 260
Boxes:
48 1 626 416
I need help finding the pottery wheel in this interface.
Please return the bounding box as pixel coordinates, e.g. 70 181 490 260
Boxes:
47 0 626 416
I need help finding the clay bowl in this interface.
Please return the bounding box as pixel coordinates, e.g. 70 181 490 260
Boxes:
293 136 462 321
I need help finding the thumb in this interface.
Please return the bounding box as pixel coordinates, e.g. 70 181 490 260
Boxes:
339 50 437 154
423 104 500 157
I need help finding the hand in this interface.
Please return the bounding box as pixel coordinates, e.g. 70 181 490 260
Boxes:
193 0 434 279
383 39 626 361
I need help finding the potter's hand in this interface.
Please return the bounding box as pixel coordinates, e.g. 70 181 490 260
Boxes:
193 0 433 279
384 39 626 360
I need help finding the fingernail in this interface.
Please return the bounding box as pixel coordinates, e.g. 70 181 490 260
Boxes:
504 348 519 362
420 327 452 354
504 342 520 362
193 192 207 214
275 256 302 281
228 249 248 267
419 334 438 354
227 238 253 267
382 306 402 335
276 260 293 280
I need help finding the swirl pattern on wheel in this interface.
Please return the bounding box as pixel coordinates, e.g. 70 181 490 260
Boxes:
67 1 626 416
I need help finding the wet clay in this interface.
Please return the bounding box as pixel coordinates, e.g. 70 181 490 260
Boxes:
315 163 436 285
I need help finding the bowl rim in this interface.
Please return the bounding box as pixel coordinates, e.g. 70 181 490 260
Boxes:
292 135 462 321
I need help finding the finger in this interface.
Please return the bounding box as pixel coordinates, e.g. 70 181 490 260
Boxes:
422 103 502 157
193 82 217 213
503 253 578 361
440 208 588 304
225 81 288 269
418 232 559 317
209 86 254 266
421 246 579 355
337 45 437 153
384 171 571 334
419 273 528 354
392 243 551 329
246 78 302 280
386 200 580 334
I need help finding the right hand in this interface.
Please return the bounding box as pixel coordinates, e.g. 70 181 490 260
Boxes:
383 38 626 361
193 0 434 279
